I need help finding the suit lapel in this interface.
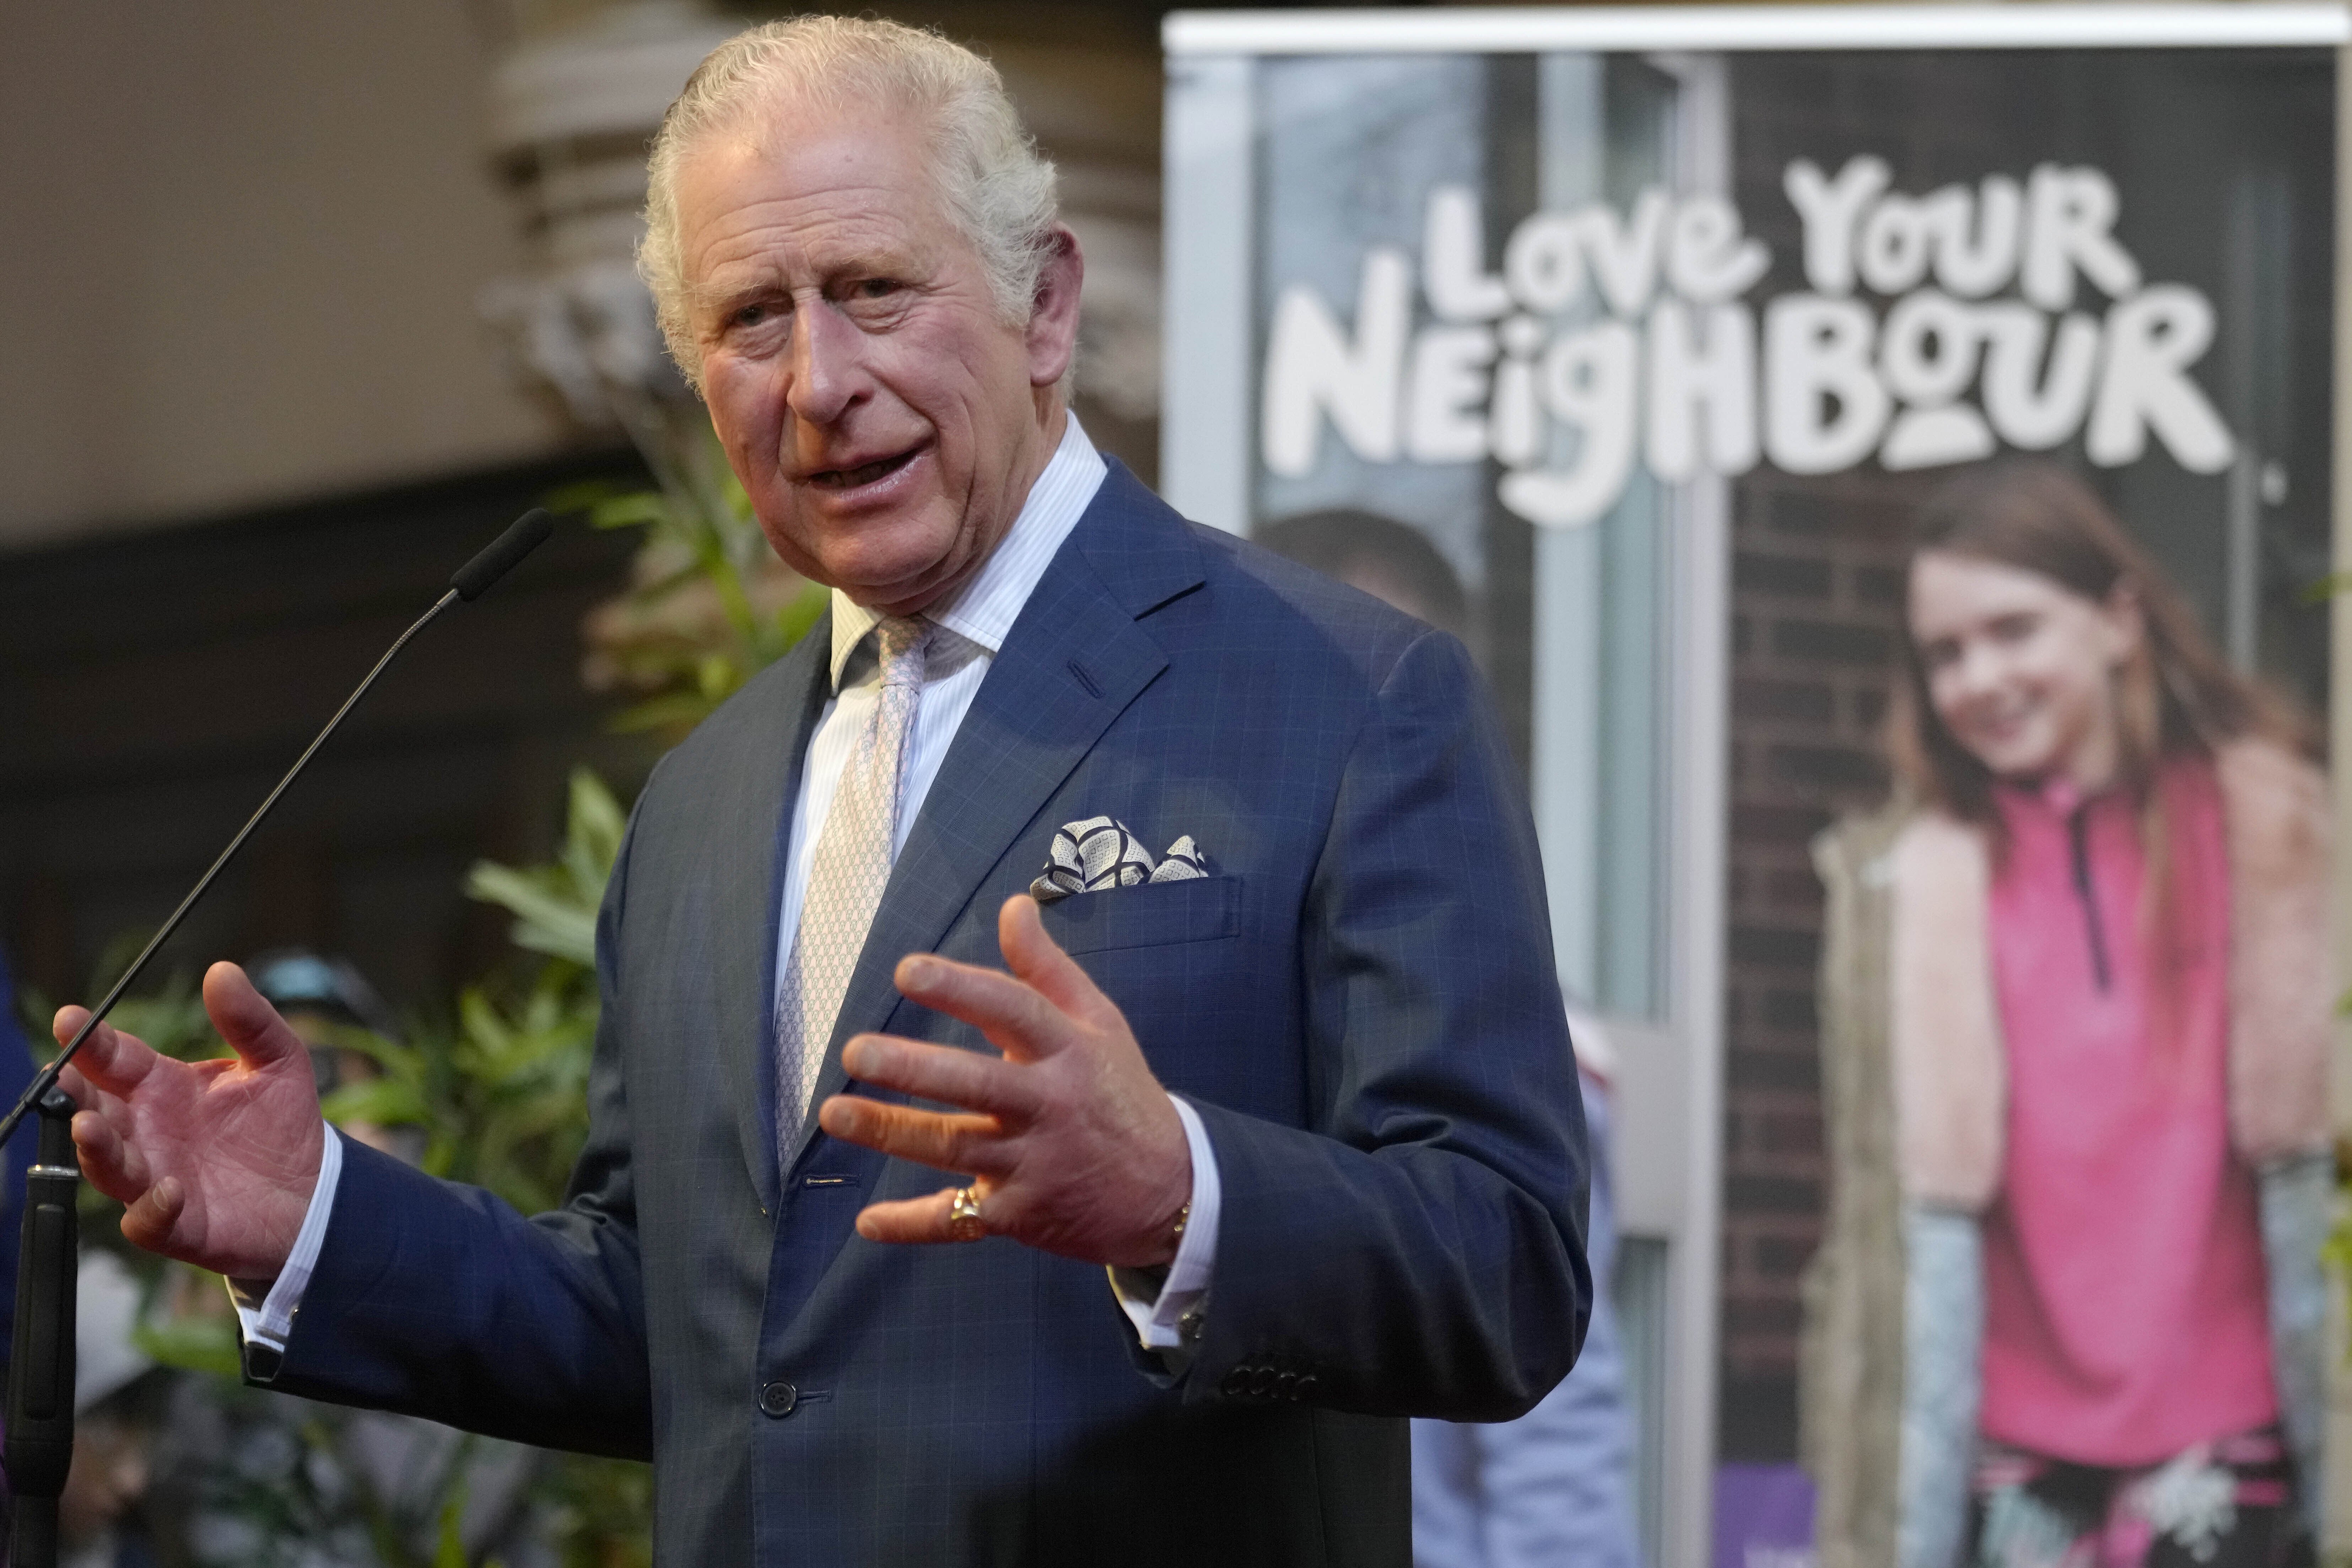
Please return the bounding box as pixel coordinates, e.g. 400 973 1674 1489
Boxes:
781 465 1205 1176
708 614 834 1214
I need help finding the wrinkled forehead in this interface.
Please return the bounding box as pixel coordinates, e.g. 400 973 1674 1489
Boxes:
690 88 952 228
678 109 957 282
702 66 948 194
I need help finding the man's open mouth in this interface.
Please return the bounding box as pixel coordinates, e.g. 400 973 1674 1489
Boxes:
810 448 919 490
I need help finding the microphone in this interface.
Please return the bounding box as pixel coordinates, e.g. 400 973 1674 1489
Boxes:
451 507 554 601
0 507 557 1147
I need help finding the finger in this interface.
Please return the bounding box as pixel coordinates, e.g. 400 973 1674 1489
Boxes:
119 1175 188 1255
997 895 1123 1033
203 962 310 1072
71 1110 151 1205
840 1035 1045 1123
854 1186 976 1245
60 1064 140 1143
56 1063 100 1112
54 1009 160 1094
815 1094 1013 1176
892 951 1074 1065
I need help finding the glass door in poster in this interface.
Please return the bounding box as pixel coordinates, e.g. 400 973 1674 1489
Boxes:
1164 13 2339 1567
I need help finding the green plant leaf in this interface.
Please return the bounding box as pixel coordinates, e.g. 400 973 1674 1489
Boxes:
465 864 598 968
609 691 729 734
133 1307 244 1380
434 1489 469 1568
322 1077 428 1129
566 769 627 879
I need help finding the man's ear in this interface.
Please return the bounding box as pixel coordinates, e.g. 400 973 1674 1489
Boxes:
1026 225 1084 388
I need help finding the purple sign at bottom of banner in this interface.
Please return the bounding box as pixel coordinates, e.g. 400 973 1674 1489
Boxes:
1713 1463 1816 1568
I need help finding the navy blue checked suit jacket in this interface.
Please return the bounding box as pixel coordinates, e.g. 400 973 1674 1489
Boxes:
270 463 1592 1566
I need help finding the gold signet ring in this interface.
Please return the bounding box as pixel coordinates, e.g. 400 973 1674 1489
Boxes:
947 1186 986 1242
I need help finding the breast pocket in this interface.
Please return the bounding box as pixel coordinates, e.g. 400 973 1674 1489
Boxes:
1038 875 1241 957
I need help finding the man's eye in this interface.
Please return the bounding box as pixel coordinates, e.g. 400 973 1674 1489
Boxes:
1989 613 2038 643
854 278 900 300
734 303 770 326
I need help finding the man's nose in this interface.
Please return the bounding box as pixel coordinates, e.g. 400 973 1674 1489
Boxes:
788 302 865 425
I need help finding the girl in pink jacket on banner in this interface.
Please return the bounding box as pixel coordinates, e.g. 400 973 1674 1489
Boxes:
1811 460 2331 1568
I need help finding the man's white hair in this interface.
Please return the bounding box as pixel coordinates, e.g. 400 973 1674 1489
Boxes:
639 16 1062 390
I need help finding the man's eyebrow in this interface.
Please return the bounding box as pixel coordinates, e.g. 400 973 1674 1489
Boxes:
685 273 784 321
688 244 917 307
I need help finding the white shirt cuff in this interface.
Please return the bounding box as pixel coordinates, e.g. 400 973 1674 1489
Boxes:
1108 1094 1220 1350
226 1122 342 1353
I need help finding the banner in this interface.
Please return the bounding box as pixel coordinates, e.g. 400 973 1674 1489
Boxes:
1164 14 2340 1566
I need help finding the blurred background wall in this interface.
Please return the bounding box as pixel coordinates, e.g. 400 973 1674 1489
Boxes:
0 2 575 548
0 0 1166 1015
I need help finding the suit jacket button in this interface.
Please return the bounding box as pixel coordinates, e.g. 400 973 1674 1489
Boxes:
1298 1374 1321 1399
1251 1367 1281 1398
758 1381 798 1418
1220 1367 1253 1398
1275 1372 1300 1400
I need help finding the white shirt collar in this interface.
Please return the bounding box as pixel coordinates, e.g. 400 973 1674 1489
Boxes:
827 414 1107 690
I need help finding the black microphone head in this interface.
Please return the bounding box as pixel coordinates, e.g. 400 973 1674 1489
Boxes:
451 508 555 602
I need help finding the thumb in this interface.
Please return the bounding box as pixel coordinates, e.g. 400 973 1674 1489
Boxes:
202 962 309 1073
120 1176 190 1256
998 896 1121 1032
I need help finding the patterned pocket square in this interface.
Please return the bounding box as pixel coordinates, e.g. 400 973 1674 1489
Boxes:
1030 818 1208 903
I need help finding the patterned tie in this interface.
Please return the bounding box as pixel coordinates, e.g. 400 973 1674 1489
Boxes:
775 615 932 1157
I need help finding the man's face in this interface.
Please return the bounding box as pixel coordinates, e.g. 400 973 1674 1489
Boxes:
676 96 1079 616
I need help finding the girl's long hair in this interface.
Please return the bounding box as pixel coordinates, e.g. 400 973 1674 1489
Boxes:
1888 462 2310 1070
1887 459 2307 827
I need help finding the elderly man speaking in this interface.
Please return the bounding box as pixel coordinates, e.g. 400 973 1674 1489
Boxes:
53 18 1589 1565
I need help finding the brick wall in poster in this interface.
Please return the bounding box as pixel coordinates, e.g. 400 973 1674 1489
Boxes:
1718 466 1932 1458
1716 50 2079 1461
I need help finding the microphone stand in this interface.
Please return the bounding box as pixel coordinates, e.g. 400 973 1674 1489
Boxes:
0 507 552 1567
6 1091 79 1567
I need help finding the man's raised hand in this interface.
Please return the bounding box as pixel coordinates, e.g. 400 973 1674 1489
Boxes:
816 895 1193 1270
56 960 324 1283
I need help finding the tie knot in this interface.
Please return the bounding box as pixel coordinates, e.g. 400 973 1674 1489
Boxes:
874 616 929 689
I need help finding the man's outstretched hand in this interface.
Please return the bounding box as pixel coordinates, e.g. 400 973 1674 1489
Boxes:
56 961 324 1283
817 895 1192 1270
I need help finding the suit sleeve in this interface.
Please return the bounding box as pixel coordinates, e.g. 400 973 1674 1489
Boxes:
266 800 656 1460
1185 629 1592 1422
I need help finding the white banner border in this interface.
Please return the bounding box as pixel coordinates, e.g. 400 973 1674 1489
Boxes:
1165 4 2352 57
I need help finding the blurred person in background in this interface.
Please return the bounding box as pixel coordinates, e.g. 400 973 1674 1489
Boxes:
245 952 421 1165
1251 510 1471 649
1 947 42 1361
204 952 545 1568
1257 510 1642 1568
1411 1002 1641 1568
1803 460 2329 1568
0 947 44 1548
64 1251 171 1568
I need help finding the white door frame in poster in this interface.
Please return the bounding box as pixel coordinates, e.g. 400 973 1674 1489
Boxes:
1160 10 2352 1565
